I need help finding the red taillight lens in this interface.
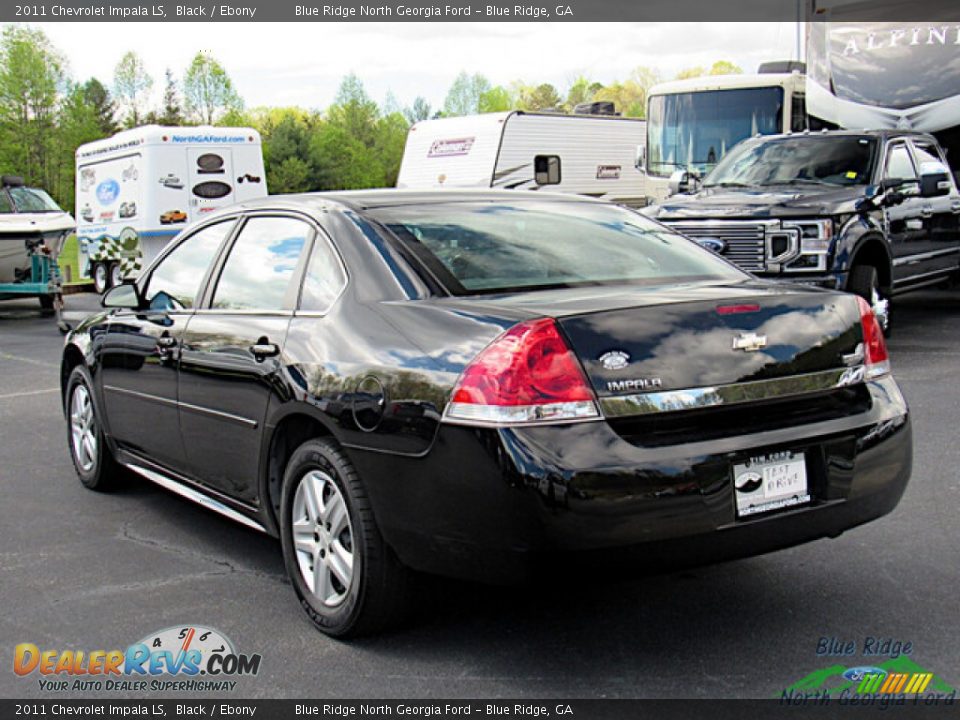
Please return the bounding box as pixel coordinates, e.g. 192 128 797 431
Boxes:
856 296 890 378
446 318 599 425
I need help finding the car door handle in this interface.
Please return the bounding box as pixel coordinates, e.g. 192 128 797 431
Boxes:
250 342 280 359
951 201 960 214
156 335 177 349
920 206 934 218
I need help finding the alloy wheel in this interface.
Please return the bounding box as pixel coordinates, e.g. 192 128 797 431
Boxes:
70 384 97 473
291 470 355 607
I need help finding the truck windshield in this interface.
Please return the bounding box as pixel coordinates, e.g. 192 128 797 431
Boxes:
646 86 784 178
372 200 746 296
6 187 63 213
704 135 878 188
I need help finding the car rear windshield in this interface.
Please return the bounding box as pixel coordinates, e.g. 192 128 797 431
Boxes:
704 135 879 188
371 200 746 295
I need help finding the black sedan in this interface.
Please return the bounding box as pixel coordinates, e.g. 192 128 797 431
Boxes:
61 190 911 637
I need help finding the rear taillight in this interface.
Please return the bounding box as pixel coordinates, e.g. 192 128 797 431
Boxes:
444 318 599 425
856 296 890 379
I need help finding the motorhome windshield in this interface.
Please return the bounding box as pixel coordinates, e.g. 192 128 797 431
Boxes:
5 187 63 213
646 86 784 178
704 135 879 188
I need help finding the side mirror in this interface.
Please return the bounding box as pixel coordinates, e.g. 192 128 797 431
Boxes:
918 161 951 198
101 282 141 309
668 169 701 196
635 144 647 172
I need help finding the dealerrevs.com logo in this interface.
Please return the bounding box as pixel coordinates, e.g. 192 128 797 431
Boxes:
13 625 262 693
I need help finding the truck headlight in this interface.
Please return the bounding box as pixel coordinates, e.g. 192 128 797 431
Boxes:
783 220 833 272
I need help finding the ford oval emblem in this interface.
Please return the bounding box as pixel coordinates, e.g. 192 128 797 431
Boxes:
96 179 120 205
842 667 887 682
697 237 727 254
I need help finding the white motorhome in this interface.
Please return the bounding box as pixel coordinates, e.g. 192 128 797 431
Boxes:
397 111 650 207
643 70 809 202
75 125 267 292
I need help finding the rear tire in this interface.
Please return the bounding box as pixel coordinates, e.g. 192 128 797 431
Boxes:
91 262 108 295
280 437 413 638
65 366 124 491
848 264 891 336
38 295 55 315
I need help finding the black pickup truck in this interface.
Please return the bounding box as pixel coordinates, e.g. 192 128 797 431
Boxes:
645 130 960 330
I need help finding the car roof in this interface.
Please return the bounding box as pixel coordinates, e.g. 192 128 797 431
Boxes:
222 188 605 214
750 129 937 142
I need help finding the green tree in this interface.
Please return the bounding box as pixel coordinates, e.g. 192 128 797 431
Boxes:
158 68 185 125
443 71 491 116
675 60 743 81
0 25 66 195
56 82 104 212
183 52 242 124
592 66 661 118
564 76 603 111
113 51 153 127
310 123 384 190
326 73 379 148
478 86 512 113
515 82 562 111
375 111 410 187
404 96 432 124
80 78 117 135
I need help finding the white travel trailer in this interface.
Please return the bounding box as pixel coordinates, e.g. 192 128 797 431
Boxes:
397 111 650 207
75 125 267 293
643 69 809 202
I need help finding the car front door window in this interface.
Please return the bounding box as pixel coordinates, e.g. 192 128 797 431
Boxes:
144 220 235 310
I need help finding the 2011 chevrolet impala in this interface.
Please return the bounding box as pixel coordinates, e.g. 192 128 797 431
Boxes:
61 190 912 637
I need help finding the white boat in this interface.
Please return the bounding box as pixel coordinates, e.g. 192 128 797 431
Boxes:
0 176 75 284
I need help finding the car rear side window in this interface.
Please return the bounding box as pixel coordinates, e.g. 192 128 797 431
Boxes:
145 220 234 311
211 216 311 311
372 201 745 295
299 234 346 313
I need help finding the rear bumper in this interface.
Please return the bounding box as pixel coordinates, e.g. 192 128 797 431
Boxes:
351 376 911 584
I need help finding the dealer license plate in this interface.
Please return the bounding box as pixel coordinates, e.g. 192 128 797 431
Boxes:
733 451 810 517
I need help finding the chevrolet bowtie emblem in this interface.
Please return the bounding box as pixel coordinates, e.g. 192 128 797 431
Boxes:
732 332 768 352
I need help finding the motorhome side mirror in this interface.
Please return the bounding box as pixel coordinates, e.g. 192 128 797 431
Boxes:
534 155 561 186
918 161 951 198
668 170 700 196
635 145 646 172
101 282 141 309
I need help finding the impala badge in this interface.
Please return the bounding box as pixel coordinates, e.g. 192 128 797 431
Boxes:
732 332 768 352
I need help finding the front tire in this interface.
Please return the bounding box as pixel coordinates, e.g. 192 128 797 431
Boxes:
65 366 124 491
280 437 413 638
848 263 891 336
91 262 108 295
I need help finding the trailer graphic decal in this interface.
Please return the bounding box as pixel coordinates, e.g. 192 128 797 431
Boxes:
427 137 476 158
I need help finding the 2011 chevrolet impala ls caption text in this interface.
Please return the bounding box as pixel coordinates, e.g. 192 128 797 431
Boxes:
61 190 912 636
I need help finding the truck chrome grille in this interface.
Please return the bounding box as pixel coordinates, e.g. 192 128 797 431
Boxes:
665 221 768 272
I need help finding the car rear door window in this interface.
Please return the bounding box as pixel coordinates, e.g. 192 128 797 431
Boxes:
211 216 311 311
145 220 234 311
298 234 346 314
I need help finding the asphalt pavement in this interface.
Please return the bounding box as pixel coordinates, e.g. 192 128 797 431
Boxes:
1 289 958 699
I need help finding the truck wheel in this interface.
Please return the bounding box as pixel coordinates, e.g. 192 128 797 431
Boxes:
109 262 124 289
280 437 414 637
848 264 891 336
39 295 55 315
92 263 108 295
